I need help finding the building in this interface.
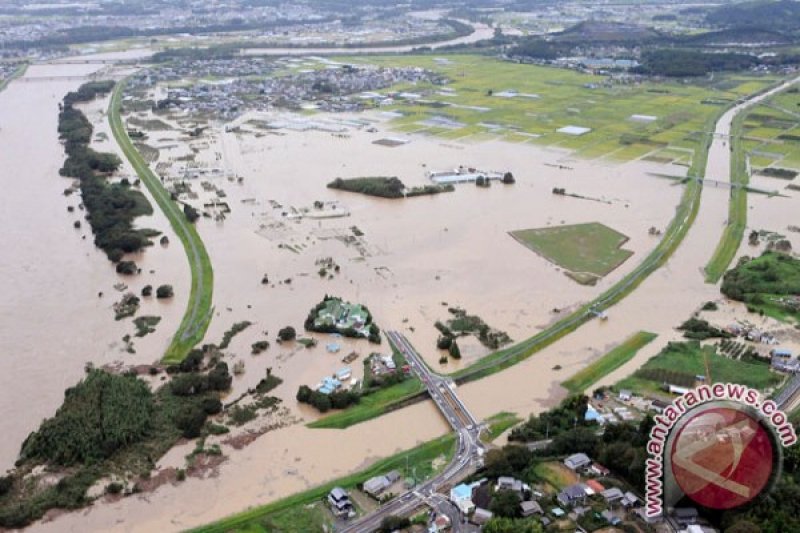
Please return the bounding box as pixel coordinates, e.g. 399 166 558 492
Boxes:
450 483 476 514
618 389 633 401
564 453 592 471
336 367 352 381
586 479 605 493
327 487 354 518
470 508 493 526
557 483 588 508
362 470 400 498
621 491 640 508
520 500 543 517
601 487 624 503
317 376 342 395
590 463 610 476
496 476 529 496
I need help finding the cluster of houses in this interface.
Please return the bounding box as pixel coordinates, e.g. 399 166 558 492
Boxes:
449 476 533 527
316 367 353 395
130 60 445 120
725 322 779 344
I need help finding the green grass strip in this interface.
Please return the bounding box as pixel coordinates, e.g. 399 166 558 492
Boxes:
109 80 214 363
482 411 522 442
0 63 28 93
561 331 657 394
188 433 456 533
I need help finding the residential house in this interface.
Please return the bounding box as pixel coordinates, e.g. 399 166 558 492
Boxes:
470 508 493 526
586 479 605 493
363 470 400 498
621 491 640 508
496 476 530 496
557 483 588 508
590 463 610 476
449 483 475 514
327 487 354 518
564 453 592 471
428 514 451 532
601 487 624 504
618 389 633 401
520 500 543 517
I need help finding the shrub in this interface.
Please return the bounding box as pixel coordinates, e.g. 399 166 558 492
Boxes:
156 284 174 298
277 326 296 341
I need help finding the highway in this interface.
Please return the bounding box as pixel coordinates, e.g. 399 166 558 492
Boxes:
338 332 484 533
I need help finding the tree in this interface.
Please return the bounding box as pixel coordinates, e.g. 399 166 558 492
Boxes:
277 326 296 341
437 335 453 350
183 203 199 223
156 284 174 298
490 489 522 518
296 385 313 403
484 517 543 533
449 339 461 359
502 172 515 184
379 515 410 532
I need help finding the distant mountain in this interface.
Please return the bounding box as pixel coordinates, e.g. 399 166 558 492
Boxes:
552 20 663 43
706 0 800 34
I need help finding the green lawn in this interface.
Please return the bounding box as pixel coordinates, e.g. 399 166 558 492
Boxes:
482 412 523 442
510 222 633 283
307 377 425 429
109 81 214 363
190 433 456 533
615 341 782 396
562 331 657 394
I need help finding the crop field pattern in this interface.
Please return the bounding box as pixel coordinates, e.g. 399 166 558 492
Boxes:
343 55 779 162
510 222 633 284
742 89 800 171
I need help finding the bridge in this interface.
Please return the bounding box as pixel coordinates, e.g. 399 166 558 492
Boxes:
338 331 484 533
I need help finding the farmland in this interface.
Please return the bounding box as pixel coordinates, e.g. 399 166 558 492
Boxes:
510 222 633 285
344 55 779 162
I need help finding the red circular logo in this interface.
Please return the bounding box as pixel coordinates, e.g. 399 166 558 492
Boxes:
671 406 774 509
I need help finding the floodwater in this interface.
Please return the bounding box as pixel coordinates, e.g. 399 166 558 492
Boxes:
242 21 494 56
4 54 797 533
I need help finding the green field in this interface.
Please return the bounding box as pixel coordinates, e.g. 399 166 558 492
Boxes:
0 63 27 93
189 433 456 533
110 81 214 363
562 331 657 394
510 222 633 284
342 55 778 162
615 341 782 396
482 411 523 442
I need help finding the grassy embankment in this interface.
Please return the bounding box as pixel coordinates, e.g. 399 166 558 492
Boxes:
109 81 214 363
562 331 657 394
188 433 456 533
0 63 28 93
482 411 523 442
615 341 782 397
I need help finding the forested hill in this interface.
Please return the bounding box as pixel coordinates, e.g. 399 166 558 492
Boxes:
706 0 800 34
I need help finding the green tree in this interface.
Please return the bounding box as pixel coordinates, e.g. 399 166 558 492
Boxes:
490 489 522 518
449 339 461 359
484 517 543 533
277 326 296 341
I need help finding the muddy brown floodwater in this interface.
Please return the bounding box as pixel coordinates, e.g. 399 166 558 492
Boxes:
5 54 797 532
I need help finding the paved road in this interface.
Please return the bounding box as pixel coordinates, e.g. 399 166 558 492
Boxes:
338 332 484 533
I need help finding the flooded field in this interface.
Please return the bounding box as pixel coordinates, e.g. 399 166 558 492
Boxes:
3 55 798 532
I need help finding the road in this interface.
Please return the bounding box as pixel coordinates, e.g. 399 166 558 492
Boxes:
338 331 484 533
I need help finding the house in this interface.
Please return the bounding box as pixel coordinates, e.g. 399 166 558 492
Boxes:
650 399 670 414
470 508 493 526
564 453 592 471
618 389 632 401
449 483 475 514
602 509 622 526
601 487 624 503
621 491 640 508
363 470 400 498
327 487 354 518
772 348 793 358
557 483 588 508
520 500 543 517
336 367 352 381
496 476 529 496
586 479 605 493
590 463 610 476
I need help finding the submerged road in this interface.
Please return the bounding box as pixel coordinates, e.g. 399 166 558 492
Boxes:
338 331 483 533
